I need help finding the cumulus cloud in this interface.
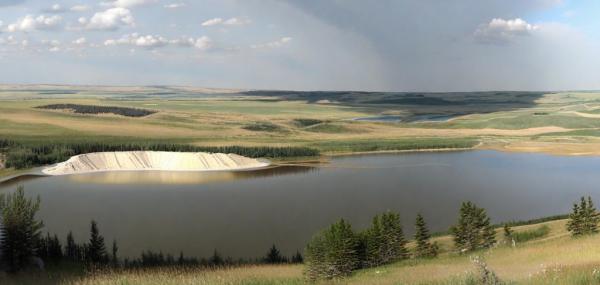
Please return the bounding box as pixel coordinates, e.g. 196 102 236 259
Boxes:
474 18 539 45
164 3 186 9
105 33 213 50
201 17 250 27
104 33 168 48
250 37 292 49
6 15 62 32
84 8 134 30
70 5 90 12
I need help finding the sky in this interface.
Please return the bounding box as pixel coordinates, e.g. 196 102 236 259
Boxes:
0 0 598 91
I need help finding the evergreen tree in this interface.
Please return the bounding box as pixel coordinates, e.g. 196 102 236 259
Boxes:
0 186 44 272
567 196 599 236
209 249 223 266
291 250 303 263
451 201 495 252
567 202 582 236
264 244 285 264
87 220 107 264
65 231 78 261
47 234 63 263
414 213 438 258
503 224 513 240
478 209 496 248
362 212 408 267
111 239 119 267
304 219 359 281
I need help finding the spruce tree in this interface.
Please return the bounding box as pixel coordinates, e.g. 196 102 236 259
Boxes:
87 220 107 264
65 231 78 261
0 186 44 272
291 250 303 263
414 213 437 258
264 244 285 264
304 219 359 280
209 249 223 266
111 239 119 267
567 202 582 236
362 212 407 266
451 201 495 252
503 224 512 240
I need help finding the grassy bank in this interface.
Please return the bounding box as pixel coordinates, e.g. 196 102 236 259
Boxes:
312 137 479 154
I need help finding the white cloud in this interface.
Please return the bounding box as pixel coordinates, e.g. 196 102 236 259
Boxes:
105 33 168 48
201 17 250 27
6 15 62 32
85 8 134 30
73 37 87 45
70 5 90 12
251 37 292 49
201 18 222 26
474 18 539 45
164 3 185 9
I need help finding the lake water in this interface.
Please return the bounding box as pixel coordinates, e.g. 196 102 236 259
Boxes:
1 150 599 259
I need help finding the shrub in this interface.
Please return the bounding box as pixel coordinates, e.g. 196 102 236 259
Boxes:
293 118 323 127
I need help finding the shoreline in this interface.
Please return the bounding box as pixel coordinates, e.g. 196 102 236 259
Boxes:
4 142 600 181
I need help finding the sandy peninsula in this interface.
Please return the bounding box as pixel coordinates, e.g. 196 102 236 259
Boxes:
42 151 270 176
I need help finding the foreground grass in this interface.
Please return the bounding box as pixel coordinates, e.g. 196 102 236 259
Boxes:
5 219 600 284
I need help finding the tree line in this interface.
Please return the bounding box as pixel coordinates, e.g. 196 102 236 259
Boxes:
0 140 320 169
305 211 438 281
305 196 600 280
0 186 302 273
35 104 157 117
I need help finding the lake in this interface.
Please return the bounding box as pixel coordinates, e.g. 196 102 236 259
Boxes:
0 150 598 259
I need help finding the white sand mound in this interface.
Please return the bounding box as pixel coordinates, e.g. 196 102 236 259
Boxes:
42 151 270 175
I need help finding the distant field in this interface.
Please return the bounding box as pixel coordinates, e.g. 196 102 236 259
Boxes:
2 86 600 174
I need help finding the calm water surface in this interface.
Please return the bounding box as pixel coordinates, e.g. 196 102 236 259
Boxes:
1 150 598 259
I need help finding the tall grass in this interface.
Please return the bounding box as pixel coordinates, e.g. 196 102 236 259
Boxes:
511 225 550 243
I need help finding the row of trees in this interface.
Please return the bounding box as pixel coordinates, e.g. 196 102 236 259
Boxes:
305 212 438 280
0 186 303 273
36 104 157 117
1 140 320 169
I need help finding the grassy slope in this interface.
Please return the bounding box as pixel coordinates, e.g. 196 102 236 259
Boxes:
4 219 600 285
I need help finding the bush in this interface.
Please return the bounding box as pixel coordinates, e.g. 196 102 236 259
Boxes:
304 219 359 281
242 122 285 132
293 118 323 127
512 225 550 243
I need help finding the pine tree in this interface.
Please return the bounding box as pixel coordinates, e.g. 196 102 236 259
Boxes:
362 212 408 267
87 220 107 264
503 224 512 240
0 186 44 272
304 219 359 280
451 201 495 252
414 213 437 258
567 202 582 236
264 244 285 264
209 249 223 266
587 196 599 234
291 250 303 263
65 231 78 261
111 239 119 267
